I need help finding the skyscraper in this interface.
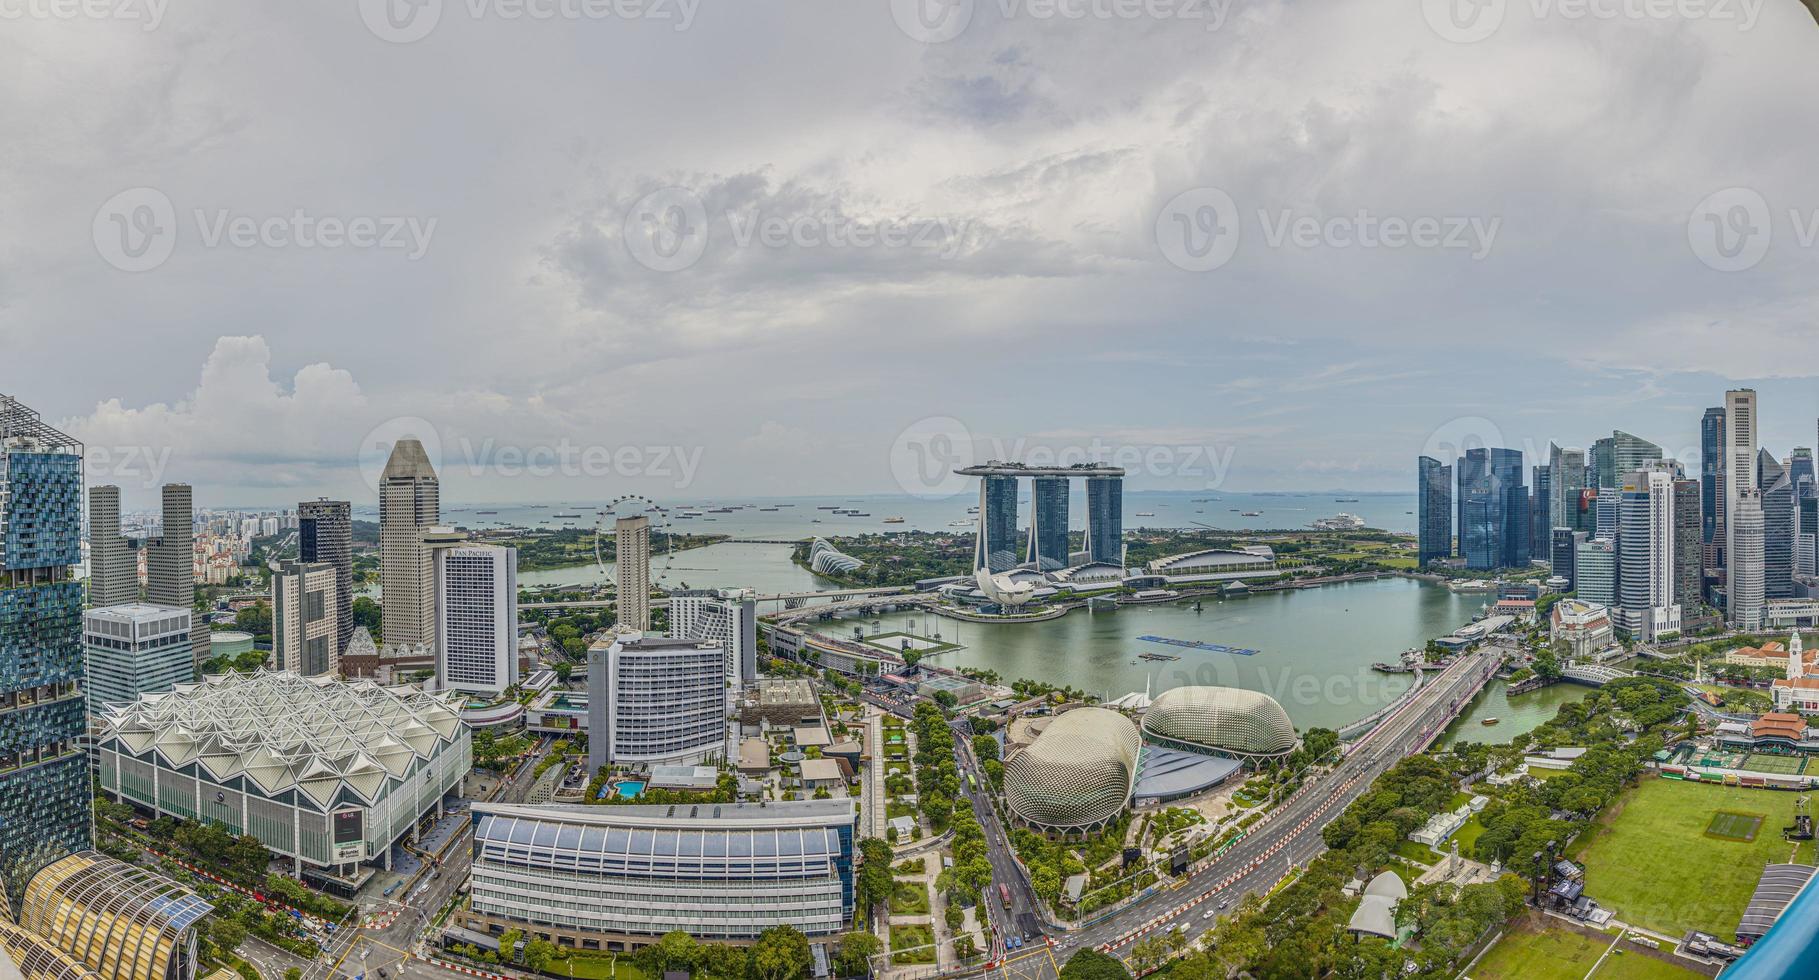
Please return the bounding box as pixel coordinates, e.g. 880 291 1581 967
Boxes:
1616 469 1680 641
1575 537 1618 607
670 588 758 686
1701 406 1725 570
1727 389 1764 629
0 395 91 905
1458 447 1525 570
272 560 340 677
436 544 519 696
1551 528 1582 588
85 484 137 608
1610 430 1663 477
1027 476 1069 572
1530 464 1551 560
1759 449 1795 599
147 483 207 670
379 438 439 648
1589 436 1615 492
975 475 1019 573
1549 444 1586 535
615 515 651 631
1084 475 1123 567
1416 456 1452 567
299 499 354 657
1672 478 1702 609
83 603 193 719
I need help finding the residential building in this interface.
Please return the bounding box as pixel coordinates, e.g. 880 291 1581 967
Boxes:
435 544 519 696
272 560 339 677
1417 456 1452 567
1615 469 1681 640
669 588 758 686
1575 538 1617 607
462 800 856 946
586 633 728 773
0 395 91 905
83 604 193 720
298 499 354 657
85 485 137 608
1458 447 1526 570
379 438 439 648
1085 474 1124 566
614 515 651 632
1027 475 1069 571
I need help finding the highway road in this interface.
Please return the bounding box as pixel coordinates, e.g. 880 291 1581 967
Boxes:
954 650 1501 980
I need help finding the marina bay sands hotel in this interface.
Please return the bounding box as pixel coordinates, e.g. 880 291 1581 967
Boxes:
956 463 1126 573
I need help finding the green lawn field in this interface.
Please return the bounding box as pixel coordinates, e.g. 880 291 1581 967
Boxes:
1568 777 1815 937
1470 922 1705 980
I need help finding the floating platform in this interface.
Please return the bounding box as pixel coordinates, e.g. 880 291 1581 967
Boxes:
1137 635 1260 656
1137 652 1181 662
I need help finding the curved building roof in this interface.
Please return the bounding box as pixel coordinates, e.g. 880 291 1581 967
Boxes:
1141 686 1297 758
96 669 465 808
18 851 211 980
808 539 864 575
1004 707 1140 832
0 919 98 980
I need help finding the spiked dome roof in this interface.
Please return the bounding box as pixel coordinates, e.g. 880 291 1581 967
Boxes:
98 669 465 809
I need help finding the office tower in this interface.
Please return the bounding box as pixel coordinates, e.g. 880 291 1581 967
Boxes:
1727 390 1764 628
670 587 758 686
1800 494 1819 579
1027 476 1069 572
1672 479 1702 608
1549 444 1586 535
1589 436 1615 492
615 515 651 631
379 438 439 648
147 483 208 670
1458 447 1526 570
1551 528 1583 589
435 544 519 696
1759 449 1795 599
1530 465 1551 560
1595 488 1621 541
974 475 1020 573
587 634 728 774
1791 448 1814 498
1575 537 1618 607
1610 431 1663 477
1417 456 1453 567
85 484 137 607
1616 470 1681 641
272 560 339 677
83 604 192 719
298 499 354 657
1701 406 1726 569
1085 475 1123 567
0 395 91 906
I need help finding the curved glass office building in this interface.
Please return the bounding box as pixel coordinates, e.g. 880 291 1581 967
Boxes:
17 851 212 980
462 800 855 950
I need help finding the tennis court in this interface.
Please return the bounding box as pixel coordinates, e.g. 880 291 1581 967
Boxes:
1742 754 1805 775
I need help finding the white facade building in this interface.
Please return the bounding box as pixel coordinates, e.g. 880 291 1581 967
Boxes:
587 634 728 773
435 544 519 696
614 516 651 632
84 604 194 719
1615 468 1681 641
668 588 757 686
272 560 339 678
1727 389 1766 630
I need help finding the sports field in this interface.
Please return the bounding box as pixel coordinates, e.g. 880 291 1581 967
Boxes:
1569 777 1815 936
1741 753 1805 775
1469 922 1705 980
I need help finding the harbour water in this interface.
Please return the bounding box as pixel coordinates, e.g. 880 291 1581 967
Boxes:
1438 678 1591 747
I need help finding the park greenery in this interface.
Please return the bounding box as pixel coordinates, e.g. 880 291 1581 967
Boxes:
505 527 727 572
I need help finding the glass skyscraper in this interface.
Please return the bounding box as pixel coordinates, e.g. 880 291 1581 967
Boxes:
1027 476 1069 572
1530 464 1551 560
1416 456 1452 568
0 395 90 907
976 475 1020 573
1701 406 1725 565
1085 475 1123 567
1548 443 1586 535
1458 447 1526 570
1759 449 1794 599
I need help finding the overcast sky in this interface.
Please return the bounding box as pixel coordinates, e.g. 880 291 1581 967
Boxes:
7 0 1819 507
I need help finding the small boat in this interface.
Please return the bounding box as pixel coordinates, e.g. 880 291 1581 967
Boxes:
883 517 905 524
1241 511 1263 517
947 520 972 527
1481 717 1500 726
1136 512 1156 517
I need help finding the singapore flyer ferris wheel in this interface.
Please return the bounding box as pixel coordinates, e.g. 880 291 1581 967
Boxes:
592 494 677 594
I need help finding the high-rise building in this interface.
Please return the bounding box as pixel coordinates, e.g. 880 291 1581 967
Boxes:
1530 464 1552 560
1611 430 1663 477
1595 487 1621 541
614 515 652 632
85 484 137 607
1727 389 1765 629
82 604 193 720
1551 528 1583 589
1590 436 1615 492
587 633 728 774
379 439 439 648
435 544 519 696
1672 478 1702 609
1616 469 1681 641
1458 447 1525 570
1549 444 1586 535
0 394 91 905
975 475 1020 573
1759 449 1795 599
1085 475 1123 567
299 499 354 658
1417 456 1452 567
670 588 758 686
1575 537 1618 607
1027 476 1069 572
146 483 208 671
1701 406 1726 570
272 560 340 677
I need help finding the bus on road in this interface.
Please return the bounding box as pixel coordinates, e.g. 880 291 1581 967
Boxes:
999 884 1012 910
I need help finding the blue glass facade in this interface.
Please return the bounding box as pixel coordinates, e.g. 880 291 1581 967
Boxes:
0 418 90 908
1701 407 1723 553
976 476 1020 572
1085 476 1122 566
1027 477 1069 571
1458 447 1526 570
1416 456 1451 567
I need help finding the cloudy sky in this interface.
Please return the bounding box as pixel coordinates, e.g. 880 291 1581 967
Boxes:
6 0 1819 507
